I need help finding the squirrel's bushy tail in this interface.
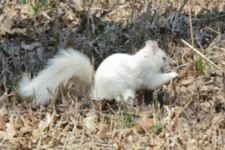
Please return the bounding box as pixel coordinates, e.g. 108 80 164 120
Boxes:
19 48 92 106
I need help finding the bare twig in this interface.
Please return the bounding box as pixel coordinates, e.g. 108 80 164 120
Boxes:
188 0 196 75
71 0 94 38
181 39 220 69
223 73 225 97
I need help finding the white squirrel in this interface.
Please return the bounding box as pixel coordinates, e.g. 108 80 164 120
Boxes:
19 40 179 106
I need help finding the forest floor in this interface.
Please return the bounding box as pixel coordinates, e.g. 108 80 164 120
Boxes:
1 0 225 149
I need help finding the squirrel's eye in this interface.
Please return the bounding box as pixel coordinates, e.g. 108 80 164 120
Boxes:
163 57 166 61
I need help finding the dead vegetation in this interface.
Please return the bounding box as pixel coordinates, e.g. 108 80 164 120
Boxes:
1 0 225 149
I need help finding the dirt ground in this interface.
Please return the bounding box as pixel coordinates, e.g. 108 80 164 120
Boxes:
1 0 225 149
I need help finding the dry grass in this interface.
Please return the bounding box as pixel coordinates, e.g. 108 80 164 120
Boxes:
1 0 225 149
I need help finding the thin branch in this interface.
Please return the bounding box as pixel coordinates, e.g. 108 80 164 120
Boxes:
181 39 220 69
71 0 94 39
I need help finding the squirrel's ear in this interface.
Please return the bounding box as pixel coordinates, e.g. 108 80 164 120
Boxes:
152 41 158 54
145 40 158 54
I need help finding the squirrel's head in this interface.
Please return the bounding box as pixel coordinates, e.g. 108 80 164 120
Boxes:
143 40 171 71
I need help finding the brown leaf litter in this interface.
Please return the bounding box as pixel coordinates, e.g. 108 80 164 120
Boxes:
1 0 225 149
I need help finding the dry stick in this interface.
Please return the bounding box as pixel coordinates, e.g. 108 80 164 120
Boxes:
178 97 193 116
71 0 94 39
41 11 52 21
178 0 188 13
107 102 124 128
127 0 159 37
223 73 225 97
181 39 220 69
88 41 103 59
195 86 200 115
107 103 117 116
195 39 204 114
3 82 8 102
188 0 196 75
209 14 225 21
108 3 130 16
165 63 190 73
66 23 126 48
161 0 168 13
63 4 133 48
169 79 173 106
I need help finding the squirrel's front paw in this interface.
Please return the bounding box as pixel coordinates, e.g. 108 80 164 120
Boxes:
169 72 179 78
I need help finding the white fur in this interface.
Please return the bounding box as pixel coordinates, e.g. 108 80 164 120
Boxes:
19 48 92 105
91 40 178 104
19 40 179 106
